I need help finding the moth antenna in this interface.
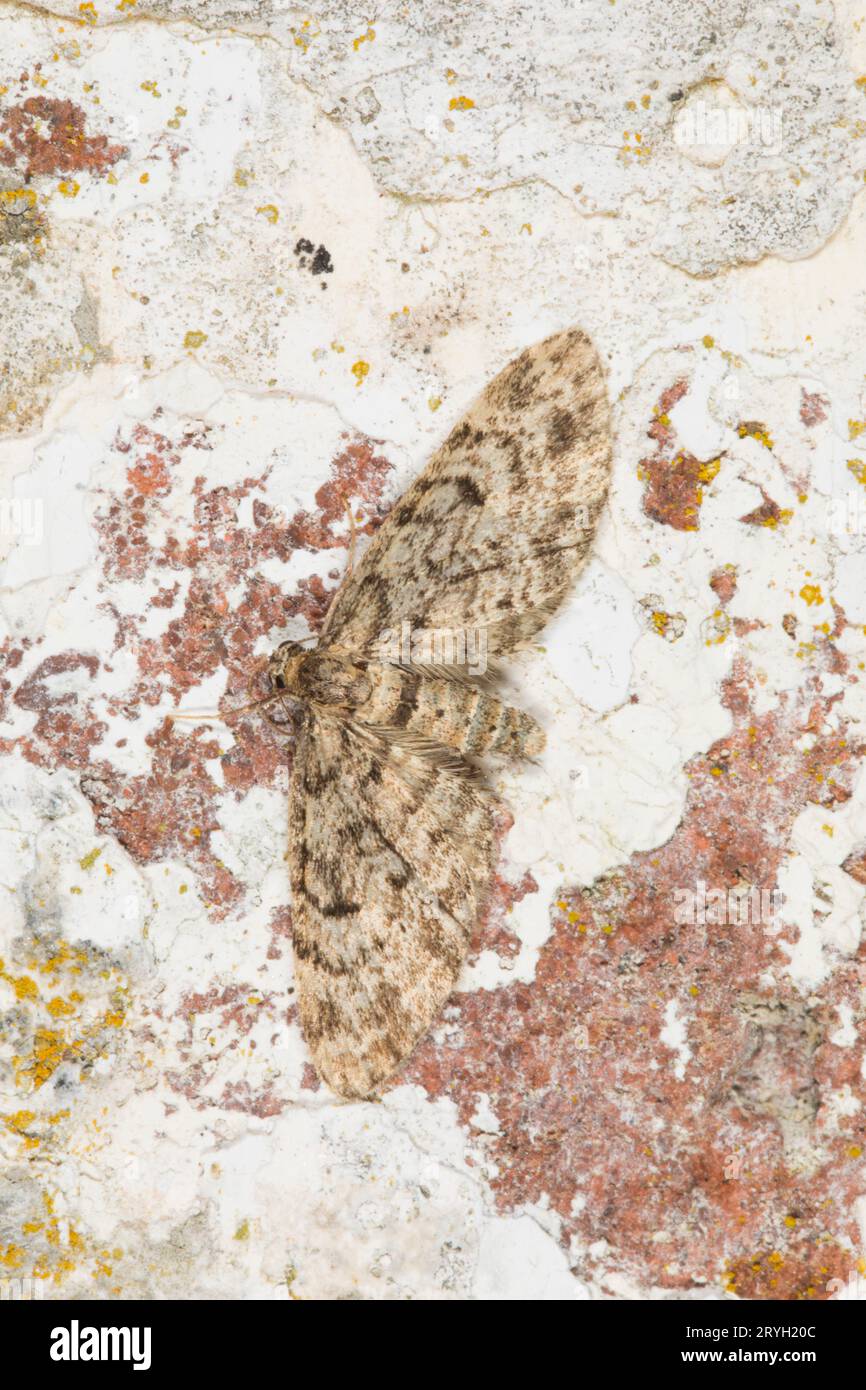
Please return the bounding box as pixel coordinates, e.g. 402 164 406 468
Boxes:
167 710 225 724
168 691 286 726
224 691 286 721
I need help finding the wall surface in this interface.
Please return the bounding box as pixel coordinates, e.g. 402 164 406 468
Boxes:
1 0 866 1301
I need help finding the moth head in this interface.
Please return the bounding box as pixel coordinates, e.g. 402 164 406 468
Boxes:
267 640 309 695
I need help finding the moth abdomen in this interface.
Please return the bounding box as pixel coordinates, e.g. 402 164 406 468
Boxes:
344 660 541 760
461 693 544 759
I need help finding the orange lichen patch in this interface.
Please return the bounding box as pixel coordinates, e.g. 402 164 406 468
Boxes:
3 1110 38 1149
449 95 475 111
0 97 125 180
800 583 824 607
698 456 721 483
13 998 127 1090
405 662 865 1299
46 993 82 1018
738 420 774 450
651 609 673 637
739 487 791 529
847 459 866 486
639 380 723 531
0 959 39 1001
9 1187 105 1287
15 1027 72 1090
4 929 129 1100
0 184 44 245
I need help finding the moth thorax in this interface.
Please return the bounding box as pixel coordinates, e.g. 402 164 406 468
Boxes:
268 641 309 695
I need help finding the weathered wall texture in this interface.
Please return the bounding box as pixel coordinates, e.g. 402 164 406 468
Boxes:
1 0 866 1301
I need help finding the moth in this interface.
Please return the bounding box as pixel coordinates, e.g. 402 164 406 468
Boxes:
266 328 612 1098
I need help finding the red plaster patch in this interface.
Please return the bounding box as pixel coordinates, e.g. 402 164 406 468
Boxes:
4 414 394 922
639 381 722 532
266 904 293 962
842 848 866 886
402 662 866 1299
800 388 829 428
470 867 538 965
709 565 738 606
740 486 784 528
0 97 125 180
280 438 394 550
300 1062 322 1093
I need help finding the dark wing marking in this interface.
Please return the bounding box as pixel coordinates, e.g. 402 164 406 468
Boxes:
321 327 611 657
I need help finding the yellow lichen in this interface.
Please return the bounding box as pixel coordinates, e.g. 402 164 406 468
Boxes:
738 422 774 450
799 583 824 606
1 187 37 210
698 457 721 483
